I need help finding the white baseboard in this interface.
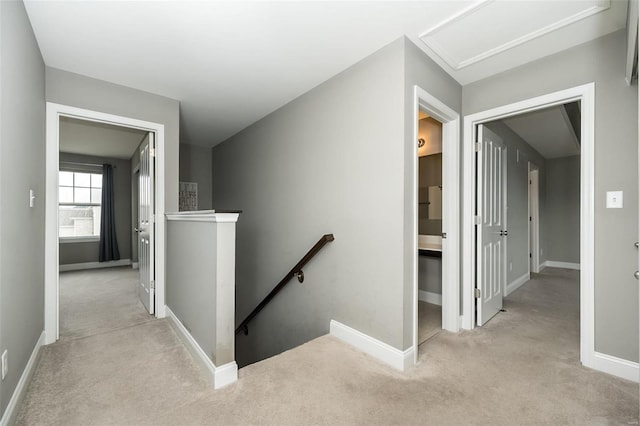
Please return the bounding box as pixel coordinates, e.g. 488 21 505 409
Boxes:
165 306 237 389
59 258 132 272
505 272 530 296
587 351 639 383
418 290 442 306
0 331 46 426
330 320 414 371
213 361 239 389
540 260 580 271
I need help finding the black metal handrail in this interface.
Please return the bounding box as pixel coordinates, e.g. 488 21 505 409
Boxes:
235 234 335 336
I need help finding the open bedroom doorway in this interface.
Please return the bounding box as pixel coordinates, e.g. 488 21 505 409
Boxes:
45 103 167 344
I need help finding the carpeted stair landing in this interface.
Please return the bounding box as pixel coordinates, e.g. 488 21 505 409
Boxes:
15 268 639 425
16 322 638 425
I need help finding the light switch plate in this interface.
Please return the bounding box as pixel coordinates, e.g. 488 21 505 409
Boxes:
606 191 623 208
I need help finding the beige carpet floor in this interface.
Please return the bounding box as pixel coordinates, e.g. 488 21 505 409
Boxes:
418 301 441 345
16 267 639 425
59 267 154 341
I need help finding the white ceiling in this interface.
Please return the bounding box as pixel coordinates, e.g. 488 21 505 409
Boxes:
60 117 147 159
501 104 580 159
24 1 628 148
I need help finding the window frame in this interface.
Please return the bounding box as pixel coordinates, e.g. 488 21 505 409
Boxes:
58 169 103 242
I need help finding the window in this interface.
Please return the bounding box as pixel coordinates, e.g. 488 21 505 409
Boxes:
59 171 102 239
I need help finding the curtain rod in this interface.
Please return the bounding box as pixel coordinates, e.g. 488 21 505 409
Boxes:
60 161 116 169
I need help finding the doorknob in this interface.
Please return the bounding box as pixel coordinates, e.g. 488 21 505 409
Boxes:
134 227 141 233
635 242 639 248
634 271 639 280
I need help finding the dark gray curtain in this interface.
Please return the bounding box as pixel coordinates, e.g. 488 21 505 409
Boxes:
99 164 120 262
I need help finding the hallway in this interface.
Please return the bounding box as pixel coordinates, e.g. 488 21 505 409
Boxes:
15 268 638 425
59 267 154 341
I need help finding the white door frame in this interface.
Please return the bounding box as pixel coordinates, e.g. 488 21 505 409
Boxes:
412 86 460 365
461 83 595 369
44 102 166 344
528 164 540 274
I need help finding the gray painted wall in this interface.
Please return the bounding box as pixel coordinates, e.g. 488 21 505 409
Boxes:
484 121 548 284
179 143 212 210
213 38 406 367
546 155 581 264
0 0 45 417
45 68 181 216
418 256 441 294
402 38 462 348
463 30 638 362
167 221 217 362
166 218 237 366
58 153 132 265
212 37 461 367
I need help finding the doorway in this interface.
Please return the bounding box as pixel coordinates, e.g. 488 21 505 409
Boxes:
461 83 595 369
529 164 540 274
45 103 167 344
57 116 148 339
411 86 460 365
417 112 444 345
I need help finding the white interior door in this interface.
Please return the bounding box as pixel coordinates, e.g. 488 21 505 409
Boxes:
529 166 540 273
476 125 507 326
138 132 155 314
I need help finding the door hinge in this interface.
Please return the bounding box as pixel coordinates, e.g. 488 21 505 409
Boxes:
474 288 481 298
150 280 155 290
529 253 532 258
149 147 156 157
474 215 481 225
474 142 482 152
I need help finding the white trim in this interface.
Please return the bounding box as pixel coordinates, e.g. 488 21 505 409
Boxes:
0 331 45 426
165 212 240 223
46 103 167 344
540 260 581 271
59 259 132 272
330 320 414 372
590 352 639 383
461 83 596 376
59 236 100 244
412 86 460 369
418 290 442 306
132 262 139 270
213 362 239 389
505 272 530 297
625 0 638 85
419 1 610 70
166 306 238 389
